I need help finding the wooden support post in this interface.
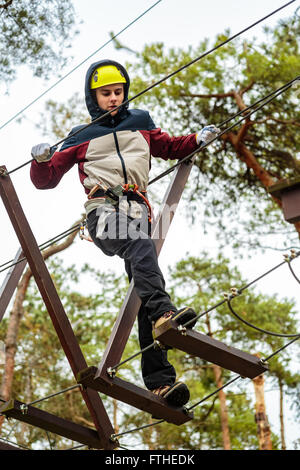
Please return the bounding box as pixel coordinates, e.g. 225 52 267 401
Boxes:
0 167 116 450
0 399 104 449
0 248 27 322
153 320 269 379
96 158 196 381
268 176 300 223
78 367 193 425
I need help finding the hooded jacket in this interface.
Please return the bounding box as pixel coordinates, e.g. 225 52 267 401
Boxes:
30 59 199 216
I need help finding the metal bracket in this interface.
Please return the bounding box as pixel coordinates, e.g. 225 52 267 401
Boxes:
20 404 28 415
178 325 187 336
107 367 116 378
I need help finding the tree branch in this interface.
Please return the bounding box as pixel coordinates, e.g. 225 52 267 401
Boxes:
268 117 300 128
239 80 255 96
224 132 276 187
180 91 234 99
0 1 13 9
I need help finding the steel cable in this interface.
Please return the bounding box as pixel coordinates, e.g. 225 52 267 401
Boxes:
0 1 299 449
0 223 81 274
111 328 300 443
1 76 298 282
226 297 300 338
149 76 300 185
3 1 296 176
0 0 162 132
287 259 300 284
109 250 300 375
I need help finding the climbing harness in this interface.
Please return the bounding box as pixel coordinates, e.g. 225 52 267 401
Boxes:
79 181 153 243
87 181 153 223
79 221 93 243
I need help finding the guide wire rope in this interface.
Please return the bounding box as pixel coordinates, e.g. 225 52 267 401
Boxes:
0 223 82 274
107 249 300 378
2 1 296 176
0 0 299 450
111 329 300 443
0 0 162 132
1 75 298 277
148 76 300 185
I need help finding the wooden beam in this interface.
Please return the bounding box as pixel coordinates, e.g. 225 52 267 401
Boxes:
0 440 23 450
153 320 269 379
281 188 300 224
96 157 196 381
78 366 193 425
0 399 104 449
268 176 300 223
0 248 27 321
0 167 116 450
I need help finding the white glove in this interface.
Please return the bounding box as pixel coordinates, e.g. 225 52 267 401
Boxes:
196 125 220 145
31 143 52 163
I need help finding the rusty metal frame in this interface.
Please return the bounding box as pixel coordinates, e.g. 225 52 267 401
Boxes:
0 439 24 450
0 157 196 447
0 155 270 447
0 166 116 450
0 248 27 322
0 399 104 449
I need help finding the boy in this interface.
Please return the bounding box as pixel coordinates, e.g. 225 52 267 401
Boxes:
31 59 219 407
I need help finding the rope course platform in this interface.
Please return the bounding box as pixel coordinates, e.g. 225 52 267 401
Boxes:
0 0 299 450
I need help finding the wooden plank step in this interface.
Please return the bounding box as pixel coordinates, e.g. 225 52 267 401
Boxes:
0 399 104 449
77 367 193 425
153 320 269 379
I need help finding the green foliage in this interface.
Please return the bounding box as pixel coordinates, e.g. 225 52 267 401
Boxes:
37 10 300 251
0 0 78 84
0 257 130 449
116 252 299 450
36 93 90 140
123 11 300 252
0 252 298 449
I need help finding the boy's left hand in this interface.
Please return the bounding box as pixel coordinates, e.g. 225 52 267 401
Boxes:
196 125 220 145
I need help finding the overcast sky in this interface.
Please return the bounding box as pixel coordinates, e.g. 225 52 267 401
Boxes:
0 0 299 448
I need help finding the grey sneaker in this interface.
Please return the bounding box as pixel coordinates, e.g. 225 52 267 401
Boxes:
154 307 197 330
152 382 190 407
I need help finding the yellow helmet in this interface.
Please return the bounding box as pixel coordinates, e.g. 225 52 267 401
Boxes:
90 65 127 90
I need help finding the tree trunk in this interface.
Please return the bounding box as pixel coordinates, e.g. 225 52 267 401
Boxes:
0 271 31 431
0 223 80 432
205 314 231 449
212 363 231 450
222 90 300 238
113 399 119 435
278 378 286 450
252 373 272 450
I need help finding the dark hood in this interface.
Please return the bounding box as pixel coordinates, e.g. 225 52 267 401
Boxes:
85 59 130 122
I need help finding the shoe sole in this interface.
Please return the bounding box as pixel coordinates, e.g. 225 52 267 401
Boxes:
163 382 190 407
172 307 197 329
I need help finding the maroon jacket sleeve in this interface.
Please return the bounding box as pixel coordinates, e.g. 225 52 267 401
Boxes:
30 145 79 189
146 128 198 161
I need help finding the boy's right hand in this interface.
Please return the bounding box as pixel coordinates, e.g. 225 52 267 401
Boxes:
31 143 52 163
